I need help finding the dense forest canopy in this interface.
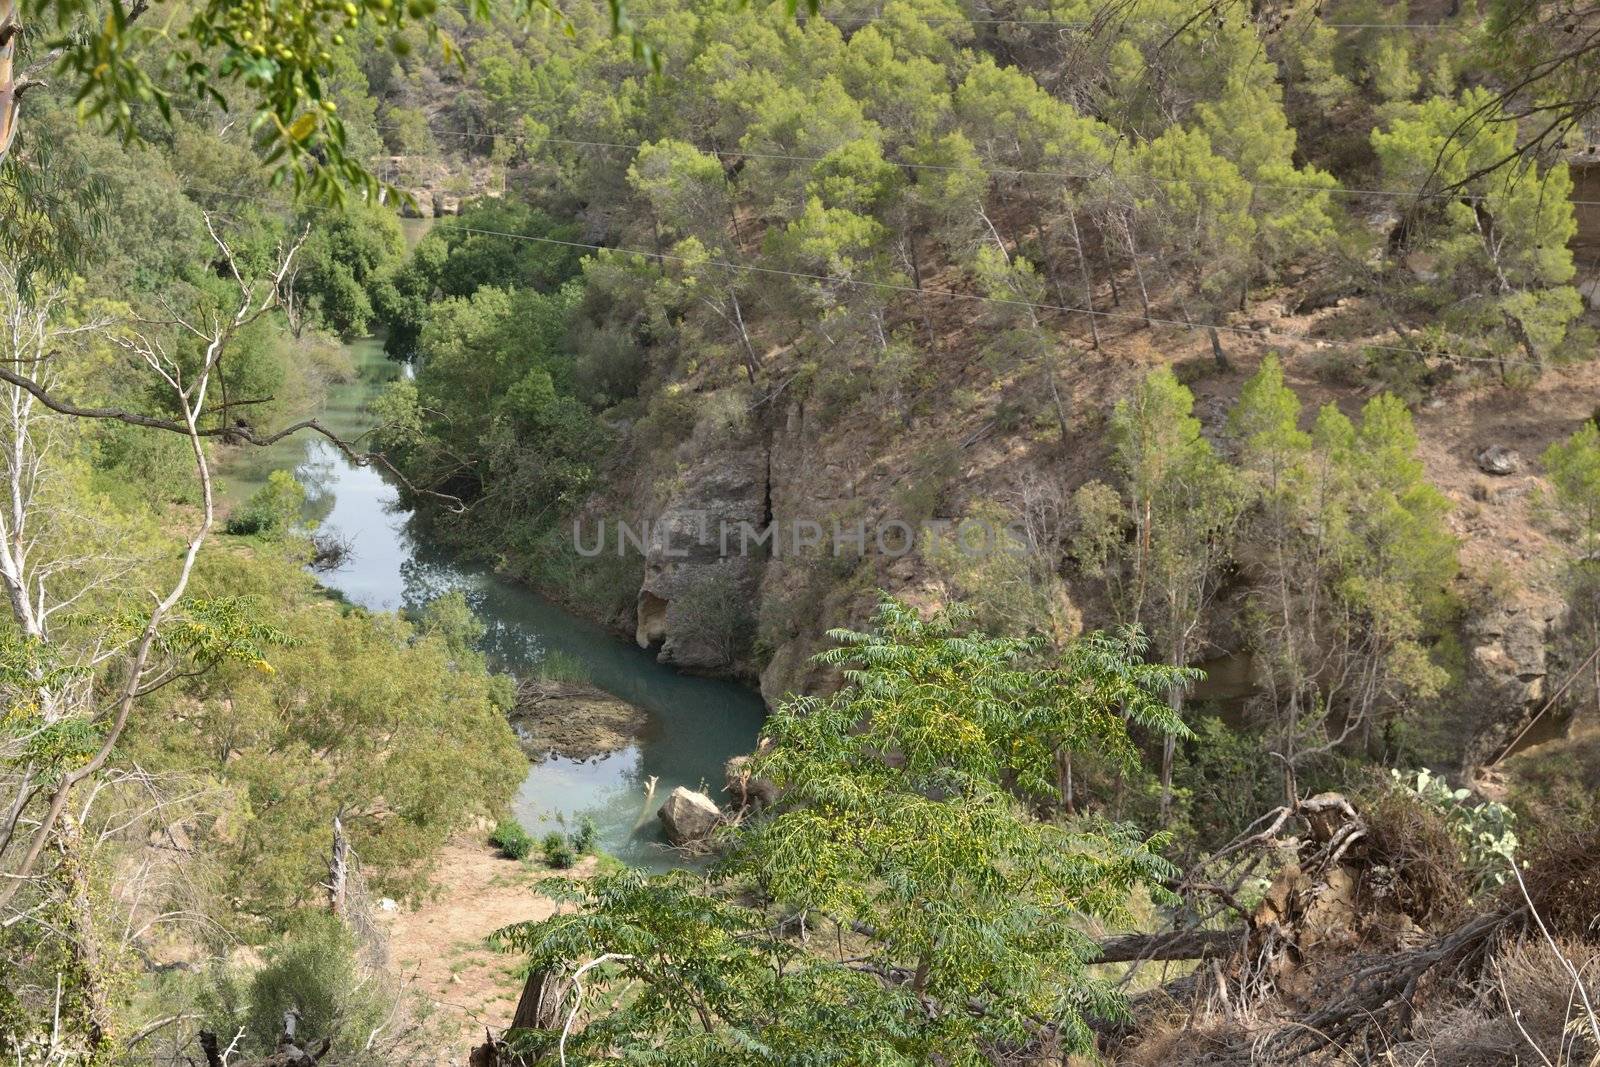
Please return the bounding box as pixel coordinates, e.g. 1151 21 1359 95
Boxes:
1 0 1600 1063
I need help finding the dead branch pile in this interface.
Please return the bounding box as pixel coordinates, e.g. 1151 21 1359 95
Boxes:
1107 796 1600 1065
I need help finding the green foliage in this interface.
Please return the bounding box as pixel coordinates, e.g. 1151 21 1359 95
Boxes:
1227 360 1458 766
536 649 592 684
201 912 391 1062
541 831 576 869
1543 422 1600 555
129 547 524 915
1537 423 1600 717
1173 717 1284 852
372 201 583 359
500 597 1188 1060
12 0 660 206
491 818 535 861
1088 367 1245 818
225 470 306 538
1392 768 1518 896
1372 88 1582 364
373 277 605 552
290 203 406 337
571 816 598 855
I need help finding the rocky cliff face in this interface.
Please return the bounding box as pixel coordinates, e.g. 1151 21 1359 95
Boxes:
612 333 1600 769
1460 591 1564 768
633 432 769 673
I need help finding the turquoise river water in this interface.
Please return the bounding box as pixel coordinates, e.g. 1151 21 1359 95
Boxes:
222 334 767 868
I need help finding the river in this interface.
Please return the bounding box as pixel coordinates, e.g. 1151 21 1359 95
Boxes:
222 335 768 869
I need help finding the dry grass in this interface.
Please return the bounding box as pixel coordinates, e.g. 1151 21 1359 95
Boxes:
1388 939 1600 1067
1360 783 1472 929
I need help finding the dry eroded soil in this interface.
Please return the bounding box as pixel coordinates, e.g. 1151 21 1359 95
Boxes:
380 838 593 1065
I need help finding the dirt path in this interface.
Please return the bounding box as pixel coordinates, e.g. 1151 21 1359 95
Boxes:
380 837 595 1065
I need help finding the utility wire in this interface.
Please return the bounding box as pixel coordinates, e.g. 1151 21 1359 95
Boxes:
194 110 1595 209
419 221 1563 371
617 1 1475 31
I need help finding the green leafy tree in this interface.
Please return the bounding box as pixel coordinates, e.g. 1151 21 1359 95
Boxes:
1372 88 1582 374
373 280 605 551
371 201 582 358
135 547 524 914
1 0 660 190
1097 368 1244 819
500 597 1187 1062
287 202 405 337
225 470 306 538
1227 366 1457 777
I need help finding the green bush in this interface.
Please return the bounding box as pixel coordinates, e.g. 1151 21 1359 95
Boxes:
1392 767 1518 898
542 831 576 869
490 818 534 860
570 817 598 855
195 913 392 1060
226 470 306 538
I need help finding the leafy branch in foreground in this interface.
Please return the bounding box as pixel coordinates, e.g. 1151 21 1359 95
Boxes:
497 597 1191 1064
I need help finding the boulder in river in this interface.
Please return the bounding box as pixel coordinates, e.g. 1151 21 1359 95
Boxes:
658 786 722 846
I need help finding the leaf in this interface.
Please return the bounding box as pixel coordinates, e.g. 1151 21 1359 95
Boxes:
286 113 317 143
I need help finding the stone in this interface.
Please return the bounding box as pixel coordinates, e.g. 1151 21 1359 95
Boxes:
508 679 647 761
1476 445 1522 476
633 425 768 670
658 787 722 846
1580 274 1599 312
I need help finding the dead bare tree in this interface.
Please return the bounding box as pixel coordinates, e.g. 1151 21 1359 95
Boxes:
0 217 362 1062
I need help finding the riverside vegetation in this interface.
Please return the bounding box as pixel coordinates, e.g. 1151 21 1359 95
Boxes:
3 0 1600 1064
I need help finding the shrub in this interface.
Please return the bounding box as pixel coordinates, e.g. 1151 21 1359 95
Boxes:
1395 768 1518 895
570 817 598 855
542 831 576 869
490 818 534 861
226 470 306 538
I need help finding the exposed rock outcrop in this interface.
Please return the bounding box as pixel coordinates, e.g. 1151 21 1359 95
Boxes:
657 786 722 846
509 678 648 761
1461 592 1563 767
634 433 767 672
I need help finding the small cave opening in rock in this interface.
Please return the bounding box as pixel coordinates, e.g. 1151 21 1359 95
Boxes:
636 591 670 649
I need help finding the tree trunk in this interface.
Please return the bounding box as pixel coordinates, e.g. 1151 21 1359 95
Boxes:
510 968 571 1031
1209 326 1231 373
907 232 939 355
0 0 19 168
327 815 349 919
730 289 760 383
1066 198 1101 348
1123 222 1153 326
1160 688 1183 823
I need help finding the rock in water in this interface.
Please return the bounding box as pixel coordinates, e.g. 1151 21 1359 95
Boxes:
1476 445 1522 476
509 679 647 761
658 787 722 846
